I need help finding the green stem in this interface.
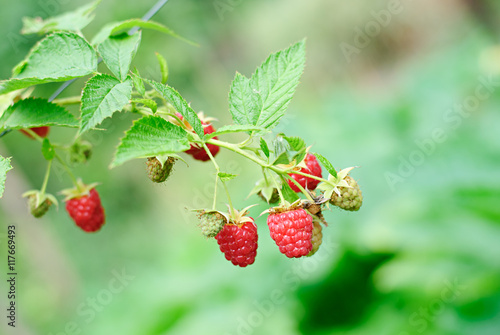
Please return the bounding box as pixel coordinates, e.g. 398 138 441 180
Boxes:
283 174 314 202
54 153 78 187
23 129 80 188
40 160 52 196
291 169 332 184
202 143 225 212
52 96 81 105
207 138 334 187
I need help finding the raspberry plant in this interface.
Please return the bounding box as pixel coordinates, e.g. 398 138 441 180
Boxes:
0 2 363 265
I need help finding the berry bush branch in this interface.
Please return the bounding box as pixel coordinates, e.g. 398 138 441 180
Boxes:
0 2 364 267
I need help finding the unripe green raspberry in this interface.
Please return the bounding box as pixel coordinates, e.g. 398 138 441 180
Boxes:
28 195 52 218
146 157 175 183
329 176 362 211
198 211 227 238
70 140 92 164
307 220 323 257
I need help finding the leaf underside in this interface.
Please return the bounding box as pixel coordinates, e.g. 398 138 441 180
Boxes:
111 115 190 168
0 98 79 130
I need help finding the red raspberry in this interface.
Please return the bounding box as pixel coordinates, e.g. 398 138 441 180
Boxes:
287 153 322 192
185 122 220 161
175 112 220 161
65 189 105 232
267 208 313 258
215 220 258 267
20 126 50 139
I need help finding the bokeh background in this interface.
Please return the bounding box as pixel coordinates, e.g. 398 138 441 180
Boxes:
1 0 500 334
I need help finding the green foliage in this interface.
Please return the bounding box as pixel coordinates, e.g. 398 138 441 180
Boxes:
156 53 169 84
260 138 270 158
0 155 12 198
91 19 196 46
41 138 55 161
21 0 101 35
79 74 133 134
131 69 146 97
218 172 237 182
229 40 306 131
111 116 190 168
0 98 78 130
0 32 98 94
146 79 204 138
314 152 337 178
131 98 157 113
281 177 300 203
98 31 142 81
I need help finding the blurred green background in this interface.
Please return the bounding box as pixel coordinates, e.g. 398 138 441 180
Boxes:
1 0 500 334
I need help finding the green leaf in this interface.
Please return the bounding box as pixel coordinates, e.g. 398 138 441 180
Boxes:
91 19 198 46
314 153 338 178
0 98 78 130
79 74 133 134
260 138 270 158
21 0 101 35
281 178 300 203
111 115 190 168
131 98 157 113
146 80 204 138
205 124 267 139
131 69 145 97
228 40 306 130
98 31 142 82
284 136 306 152
218 172 237 182
0 155 13 198
273 152 290 165
250 40 305 129
155 53 169 84
229 72 259 126
284 136 307 164
41 138 55 161
0 32 98 95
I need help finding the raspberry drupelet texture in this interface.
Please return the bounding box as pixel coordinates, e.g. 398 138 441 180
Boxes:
330 176 363 211
267 208 313 258
215 221 258 267
287 153 322 192
146 156 175 183
65 189 105 232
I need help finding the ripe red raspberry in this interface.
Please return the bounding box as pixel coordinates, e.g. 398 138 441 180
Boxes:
65 189 105 232
215 220 258 267
185 122 220 161
175 112 220 161
267 208 313 258
287 153 322 192
20 126 50 139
